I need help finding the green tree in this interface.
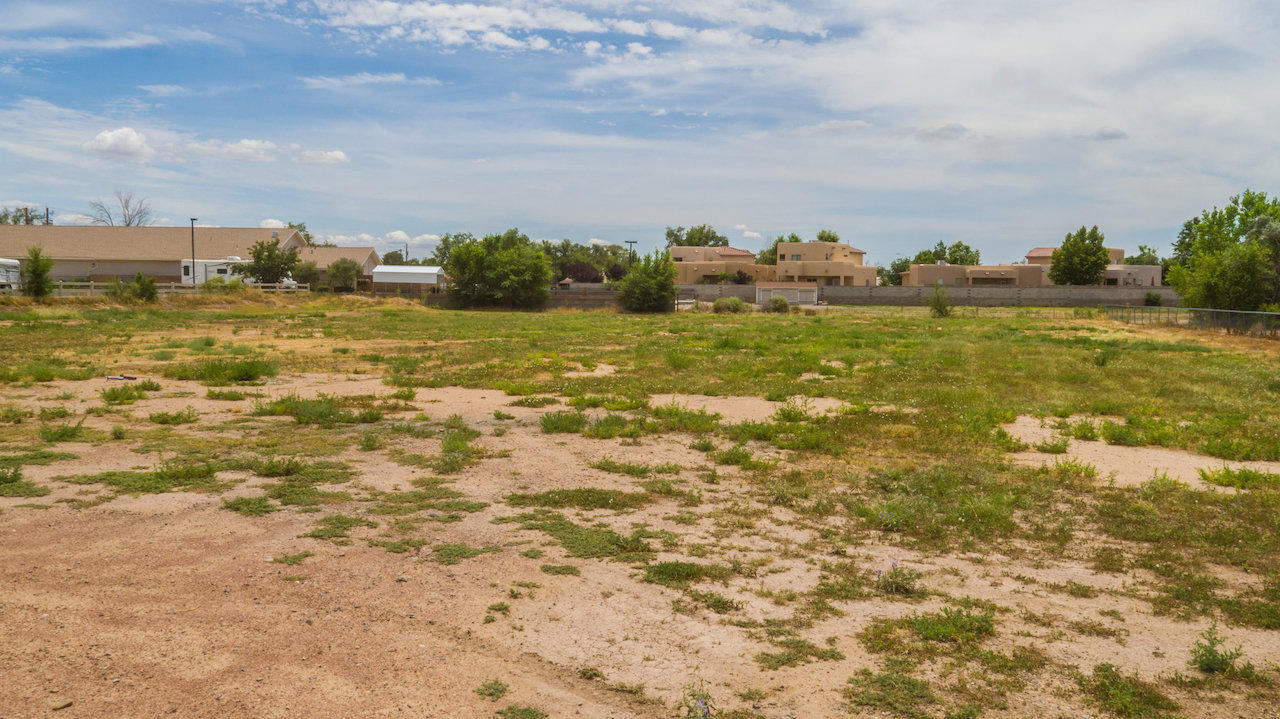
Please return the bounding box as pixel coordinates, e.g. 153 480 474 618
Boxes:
427 232 475 267
879 241 980 285
292 262 321 287
327 258 361 291
235 239 299 284
1171 190 1280 266
816 229 840 243
1 206 48 225
1049 226 1110 285
881 257 913 285
286 221 320 245
1125 244 1162 266
757 233 803 265
617 251 676 312
380 250 408 265
20 246 55 298
444 229 550 308
1170 241 1276 310
665 225 727 247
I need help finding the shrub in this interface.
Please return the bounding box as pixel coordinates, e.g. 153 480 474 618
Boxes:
201 276 247 293
327 258 362 292
711 296 749 314
1144 291 1163 307
235 239 299 284
617 251 677 313
927 284 952 318
764 295 790 313
540 410 587 433
20 246 56 298
1190 623 1244 674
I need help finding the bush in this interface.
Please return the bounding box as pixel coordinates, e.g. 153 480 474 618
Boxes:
444 229 551 308
764 295 790 313
1144 291 1163 306
291 261 321 288
235 239 299 284
107 273 158 302
327 258 361 292
201 276 247 293
927 284 951 318
617 251 676 313
712 296 749 314
20 246 56 298
1190 623 1244 674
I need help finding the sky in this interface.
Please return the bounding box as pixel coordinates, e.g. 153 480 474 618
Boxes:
2 0 1279 263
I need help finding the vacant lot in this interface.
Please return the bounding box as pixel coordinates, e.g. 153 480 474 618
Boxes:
2 298 1279 718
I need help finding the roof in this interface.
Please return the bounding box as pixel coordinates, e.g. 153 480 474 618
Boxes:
1025 247 1058 257
0 225 303 262
717 246 755 256
775 240 866 254
757 281 820 288
297 245 379 269
372 265 442 274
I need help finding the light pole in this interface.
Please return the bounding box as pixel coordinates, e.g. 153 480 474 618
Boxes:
189 218 198 285
625 240 637 267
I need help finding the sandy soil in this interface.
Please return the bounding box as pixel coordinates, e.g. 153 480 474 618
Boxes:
1003 415 1280 489
3 378 1278 718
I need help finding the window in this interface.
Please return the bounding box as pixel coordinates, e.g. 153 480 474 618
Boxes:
183 265 190 276
216 268 228 275
673 257 682 261
790 254 802 261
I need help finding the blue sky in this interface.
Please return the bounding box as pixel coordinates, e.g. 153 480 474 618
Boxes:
2 0 1279 263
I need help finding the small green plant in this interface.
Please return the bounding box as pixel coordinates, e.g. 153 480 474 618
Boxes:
1101 420 1142 446
676 676 718 719
843 668 937 718
496 707 546 719
101 384 148 405
39 421 84 443
149 407 198 425
764 295 790 314
1070 419 1099 441
1078 663 1180 718
1144 291 1163 307
541 563 581 576
476 679 509 701
540 410 587 433
507 396 557 408
0 467 50 498
711 296 749 314
110 425 126 440
1034 437 1069 454
272 551 313 565
222 496 279 516
358 433 383 451
874 563 925 597
1190 623 1243 674
927 284 952 318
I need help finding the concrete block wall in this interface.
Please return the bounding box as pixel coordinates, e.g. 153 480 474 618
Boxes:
817 285 1181 307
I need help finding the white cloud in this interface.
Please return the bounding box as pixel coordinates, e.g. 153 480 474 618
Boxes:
83 127 155 162
731 223 749 231
626 42 652 57
588 237 607 246
259 218 287 228
300 72 440 90
741 230 762 240
293 149 350 164
139 84 190 97
186 138 278 162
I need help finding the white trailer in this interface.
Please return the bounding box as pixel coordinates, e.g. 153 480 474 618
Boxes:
371 265 443 285
0 258 21 291
180 257 250 284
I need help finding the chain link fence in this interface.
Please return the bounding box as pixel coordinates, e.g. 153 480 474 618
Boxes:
1105 305 1280 339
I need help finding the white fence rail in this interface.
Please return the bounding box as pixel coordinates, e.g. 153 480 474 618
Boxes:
0 281 309 297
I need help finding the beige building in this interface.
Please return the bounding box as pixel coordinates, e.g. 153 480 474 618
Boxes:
0 225 308 282
670 245 775 285
774 241 878 287
0 225 379 284
905 247 1161 288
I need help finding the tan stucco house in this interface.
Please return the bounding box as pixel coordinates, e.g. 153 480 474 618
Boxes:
905 247 1161 288
670 246 775 285
774 241 878 287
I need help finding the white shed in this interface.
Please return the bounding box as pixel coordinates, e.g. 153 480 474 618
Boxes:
371 265 443 286
0 258 21 291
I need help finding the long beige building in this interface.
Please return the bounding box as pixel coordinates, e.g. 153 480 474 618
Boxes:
0 225 377 284
672 241 877 287
905 247 1161 287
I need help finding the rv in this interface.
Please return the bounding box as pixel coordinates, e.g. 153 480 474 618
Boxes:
0 258 20 291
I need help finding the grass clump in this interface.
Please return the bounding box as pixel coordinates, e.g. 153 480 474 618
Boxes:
272 551 313 565
540 563 581 576
497 510 652 561
1033 437 1069 454
496 707 546 719
712 296 749 314
1189 623 1247 675
650 403 720 434
66 460 221 494
507 396 557 408
431 543 501 565
540 410 587 433
506 488 651 511
39 421 84 443
1197 466 1280 490
476 679 509 701
163 358 278 386
302 514 376 541
843 668 937 719
149 407 198 425
643 561 731 588
222 496 279 516
101 384 148 405
0 467 49 498
589 458 652 477
873 564 926 597
253 394 382 427
1078 663 1180 719
908 607 995 643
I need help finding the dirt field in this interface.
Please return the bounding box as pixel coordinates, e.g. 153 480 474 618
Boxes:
2 301 1279 718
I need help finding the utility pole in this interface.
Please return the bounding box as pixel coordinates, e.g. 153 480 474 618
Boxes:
625 240 637 267
45 207 50 225
405 242 409 264
189 218 198 285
